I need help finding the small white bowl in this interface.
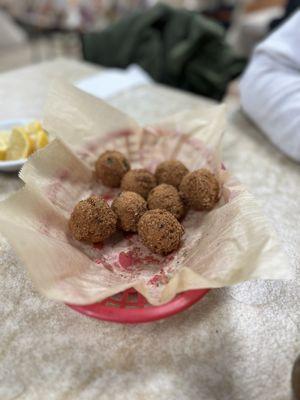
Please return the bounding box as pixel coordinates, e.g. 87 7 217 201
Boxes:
0 118 35 173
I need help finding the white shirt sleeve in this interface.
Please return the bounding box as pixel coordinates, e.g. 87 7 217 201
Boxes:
240 11 300 162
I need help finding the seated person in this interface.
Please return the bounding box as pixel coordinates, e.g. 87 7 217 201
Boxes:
240 11 300 162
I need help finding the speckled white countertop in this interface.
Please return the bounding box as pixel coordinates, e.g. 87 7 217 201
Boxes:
0 58 299 400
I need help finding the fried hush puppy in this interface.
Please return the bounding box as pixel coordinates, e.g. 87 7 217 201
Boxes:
112 191 147 232
121 169 156 199
147 184 186 220
138 209 184 255
155 160 189 188
179 168 219 211
95 150 130 188
69 195 117 243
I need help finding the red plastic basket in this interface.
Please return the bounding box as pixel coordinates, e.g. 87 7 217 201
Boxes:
67 288 210 324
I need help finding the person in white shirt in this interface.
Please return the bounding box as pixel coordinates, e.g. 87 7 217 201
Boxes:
240 11 300 162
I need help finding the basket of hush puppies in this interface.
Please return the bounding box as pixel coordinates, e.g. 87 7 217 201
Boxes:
0 81 290 323
70 152 219 257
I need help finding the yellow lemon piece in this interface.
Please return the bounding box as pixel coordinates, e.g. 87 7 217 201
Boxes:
0 131 10 160
15 126 27 135
0 147 7 160
35 130 49 149
0 131 10 144
27 120 43 133
6 128 34 160
0 144 7 160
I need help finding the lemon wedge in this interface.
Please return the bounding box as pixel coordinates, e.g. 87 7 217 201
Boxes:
27 120 43 133
35 130 49 149
0 143 7 160
0 131 10 160
6 128 34 160
0 131 10 143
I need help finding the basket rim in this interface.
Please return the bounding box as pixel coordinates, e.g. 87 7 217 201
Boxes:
67 288 210 324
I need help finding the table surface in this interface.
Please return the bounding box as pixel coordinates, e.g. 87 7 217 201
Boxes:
0 58 299 400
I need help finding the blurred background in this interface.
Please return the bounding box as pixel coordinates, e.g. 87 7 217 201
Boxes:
0 0 291 98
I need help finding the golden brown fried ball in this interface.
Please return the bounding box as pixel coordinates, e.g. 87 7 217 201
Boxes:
69 195 117 243
95 150 130 188
112 191 147 232
138 209 184 255
121 169 156 199
147 184 186 220
179 168 219 211
155 160 189 188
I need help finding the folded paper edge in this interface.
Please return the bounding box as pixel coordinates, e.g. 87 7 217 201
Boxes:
43 79 143 144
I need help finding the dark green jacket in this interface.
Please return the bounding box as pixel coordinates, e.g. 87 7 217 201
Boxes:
82 4 245 100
